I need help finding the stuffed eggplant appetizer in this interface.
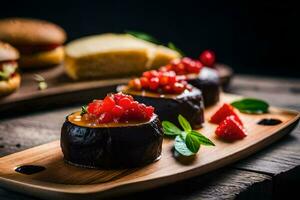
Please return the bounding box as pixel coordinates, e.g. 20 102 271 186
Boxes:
159 57 220 106
117 70 204 128
61 93 163 169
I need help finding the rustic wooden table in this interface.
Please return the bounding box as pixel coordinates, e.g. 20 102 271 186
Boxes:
0 75 299 200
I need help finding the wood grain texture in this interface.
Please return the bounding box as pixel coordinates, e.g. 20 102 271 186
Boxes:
0 64 232 115
0 94 298 200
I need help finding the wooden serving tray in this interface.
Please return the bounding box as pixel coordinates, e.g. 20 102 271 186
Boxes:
0 64 232 114
0 94 298 200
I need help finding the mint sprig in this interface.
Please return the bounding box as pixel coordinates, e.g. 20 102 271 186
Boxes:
80 105 87 116
231 98 269 114
162 115 215 156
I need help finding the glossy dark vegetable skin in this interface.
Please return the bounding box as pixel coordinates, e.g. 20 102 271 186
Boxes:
118 86 204 129
188 67 220 106
61 115 163 169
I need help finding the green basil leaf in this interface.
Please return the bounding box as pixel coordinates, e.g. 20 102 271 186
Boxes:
231 98 269 114
174 135 195 156
178 114 192 133
126 30 160 44
80 105 87 116
190 131 215 146
185 133 201 153
162 121 182 136
168 42 185 56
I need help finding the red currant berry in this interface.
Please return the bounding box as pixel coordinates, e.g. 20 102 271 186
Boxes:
199 50 216 67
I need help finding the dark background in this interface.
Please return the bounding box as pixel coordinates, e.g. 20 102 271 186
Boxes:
1 0 299 78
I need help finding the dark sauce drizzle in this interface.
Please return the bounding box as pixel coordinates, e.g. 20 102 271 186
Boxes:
15 165 46 175
257 118 282 126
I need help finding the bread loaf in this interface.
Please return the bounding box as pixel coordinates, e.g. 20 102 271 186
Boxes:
64 34 180 80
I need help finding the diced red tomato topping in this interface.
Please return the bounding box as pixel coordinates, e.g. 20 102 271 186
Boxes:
128 69 191 94
84 93 154 124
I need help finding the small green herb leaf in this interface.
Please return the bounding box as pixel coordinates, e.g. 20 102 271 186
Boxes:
33 74 45 82
178 115 192 133
231 98 269 114
38 82 48 90
81 105 87 116
126 30 160 44
174 135 195 156
162 121 182 136
190 131 215 146
185 133 201 153
168 42 185 56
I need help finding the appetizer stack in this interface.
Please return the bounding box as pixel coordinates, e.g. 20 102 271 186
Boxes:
61 93 163 168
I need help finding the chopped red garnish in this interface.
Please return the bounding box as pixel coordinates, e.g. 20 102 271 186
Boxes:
84 93 154 124
210 103 243 126
128 69 191 94
166 57 203 75
199 50 216 67
215 115 247 140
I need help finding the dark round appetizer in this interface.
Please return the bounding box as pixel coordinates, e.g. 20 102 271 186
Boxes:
159 57 220 106
117 69 204 128
61 93 163 169
187 67 220 106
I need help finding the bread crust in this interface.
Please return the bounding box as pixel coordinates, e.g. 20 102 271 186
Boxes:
0 18 66 45
0 73 21 96
19 46 64 68
0 42 19 62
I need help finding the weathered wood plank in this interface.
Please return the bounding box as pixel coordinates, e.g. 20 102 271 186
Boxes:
0 169 272 200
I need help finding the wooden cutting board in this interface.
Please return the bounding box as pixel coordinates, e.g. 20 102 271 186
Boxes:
0 94 298 200
0 64 232 114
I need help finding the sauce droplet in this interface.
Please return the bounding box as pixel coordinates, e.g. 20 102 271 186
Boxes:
15 165 46 175
257 118 282 126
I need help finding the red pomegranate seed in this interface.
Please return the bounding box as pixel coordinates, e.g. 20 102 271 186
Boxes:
97 112 113 123
149 77 159 91
118 97 132 109
129 78 142 90
145 106 154 118
111 105 124 117
140 77 149 88
163 85 173 93
102 96 116 112
173 83 185 93
159 75 169 85
87 102 102 115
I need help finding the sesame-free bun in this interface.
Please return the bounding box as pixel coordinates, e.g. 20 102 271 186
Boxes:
0 18 66 45
0 42 19 62
19 46 64 68
65 34 180 80
0 73 21 96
